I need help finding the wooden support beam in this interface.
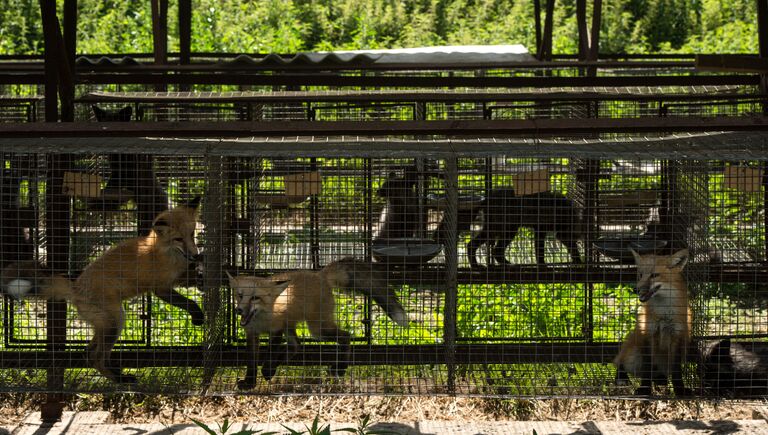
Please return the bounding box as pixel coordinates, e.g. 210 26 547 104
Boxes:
537 0 555 61
61 0 77 122
2 116 768 138
576 0 589 61
39 2 74 422
179 0 191 65
178 0 191 91
534 0 542 56
696 54 768 73
587 0 602 76
151 0 168 93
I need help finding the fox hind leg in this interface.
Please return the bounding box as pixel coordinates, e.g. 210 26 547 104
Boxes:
88 318 137 384
318 325 351 378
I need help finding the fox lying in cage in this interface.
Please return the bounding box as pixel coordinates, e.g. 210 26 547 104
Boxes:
227 258 409 389
700 338 768 397
0 198 205 384
457 189 585 267
613 248 692 396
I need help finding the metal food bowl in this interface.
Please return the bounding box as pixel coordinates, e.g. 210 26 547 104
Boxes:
593 236 668 262
426 194 485 211
372 238 443 264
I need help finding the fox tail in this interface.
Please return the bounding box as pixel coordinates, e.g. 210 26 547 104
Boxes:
0 260 75 301
323 258 409 327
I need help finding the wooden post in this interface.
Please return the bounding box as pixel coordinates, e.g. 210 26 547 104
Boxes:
576 0 589 62
39 0 71 423
443 158 458 394
587 0 602 77
537 0 556 61
201 156 226 390
178 0 191 91
61 0 76 122
534 0 542 58
758 0 768 113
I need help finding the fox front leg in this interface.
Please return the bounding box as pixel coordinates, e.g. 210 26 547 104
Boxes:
154 288 205 325
237 331 259 390
261 330 288 381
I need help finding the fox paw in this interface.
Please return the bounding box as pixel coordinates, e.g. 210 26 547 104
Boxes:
261 365 279 381
190 312 205 326
237 378 255 390
634 386 652 396
329 364 348 378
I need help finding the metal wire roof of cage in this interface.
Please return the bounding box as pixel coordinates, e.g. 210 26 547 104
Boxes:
80 86 756 102
3 131 768 159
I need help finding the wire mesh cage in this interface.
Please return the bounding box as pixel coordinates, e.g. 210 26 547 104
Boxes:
1 130 768 398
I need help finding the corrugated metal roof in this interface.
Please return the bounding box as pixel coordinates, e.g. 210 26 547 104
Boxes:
74 45 537 69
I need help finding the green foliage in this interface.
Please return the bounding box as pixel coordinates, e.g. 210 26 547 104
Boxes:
191 417 279 435
0 0 759 55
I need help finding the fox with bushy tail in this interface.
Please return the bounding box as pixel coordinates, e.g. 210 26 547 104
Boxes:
228 257 409 389
0 198 205 384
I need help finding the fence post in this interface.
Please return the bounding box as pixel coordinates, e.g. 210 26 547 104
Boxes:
443 157 459 393
201 153 226 390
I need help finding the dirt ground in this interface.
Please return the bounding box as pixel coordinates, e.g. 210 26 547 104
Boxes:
0 394 764 428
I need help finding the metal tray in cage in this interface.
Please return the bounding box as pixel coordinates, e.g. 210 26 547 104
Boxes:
594 236 668 262
426 194 485 210
372 238 443 264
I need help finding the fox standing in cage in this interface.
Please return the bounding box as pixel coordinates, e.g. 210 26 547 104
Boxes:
613 248 692 396
92 105 169 217
0 198 205 384
228 258 409 389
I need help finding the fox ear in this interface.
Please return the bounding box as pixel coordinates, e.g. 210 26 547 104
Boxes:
152 217 170 236
184 196 202 210
92 105 105 120
225 271 235 282
271 279 291 294
630 248 642 264
118 105 132 119
668 249 689 270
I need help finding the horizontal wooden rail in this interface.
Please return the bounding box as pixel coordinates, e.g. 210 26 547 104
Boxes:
0 73 759 87
1 117 768 138
0 343 622 369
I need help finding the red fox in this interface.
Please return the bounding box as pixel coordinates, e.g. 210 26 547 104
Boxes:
613 248 692 396
227 258 409 389
0 198 204 384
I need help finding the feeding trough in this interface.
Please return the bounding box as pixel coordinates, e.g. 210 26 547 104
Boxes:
593 236 668 262
372 238 443 264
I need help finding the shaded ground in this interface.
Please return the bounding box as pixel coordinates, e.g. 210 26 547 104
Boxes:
0 394 763 429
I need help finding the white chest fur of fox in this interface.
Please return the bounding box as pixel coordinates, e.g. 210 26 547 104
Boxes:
613 248 692 396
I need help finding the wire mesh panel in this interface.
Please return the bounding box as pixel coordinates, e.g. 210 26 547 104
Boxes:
2 129 768 397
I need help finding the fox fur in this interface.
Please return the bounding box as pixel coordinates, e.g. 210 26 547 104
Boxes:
700 339 768 397
227 257 409 389
92 105 169 216
466 189 584 267
0 198 204 384
374 168 421 242
614 248 692 396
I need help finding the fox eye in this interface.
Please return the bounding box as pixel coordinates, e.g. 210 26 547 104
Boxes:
173 237 184 242
650 273 660 279
236 293 242 298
